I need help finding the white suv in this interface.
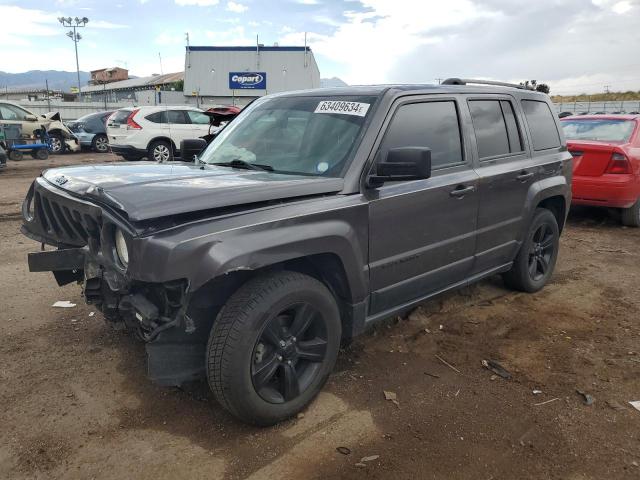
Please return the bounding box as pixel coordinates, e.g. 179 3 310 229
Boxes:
106 106 215 161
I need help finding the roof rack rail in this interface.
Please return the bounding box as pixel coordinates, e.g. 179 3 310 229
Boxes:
441 78 535 90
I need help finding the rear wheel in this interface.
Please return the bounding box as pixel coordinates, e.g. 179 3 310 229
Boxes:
621 199 640 227
92 134 109 153
503 208 560 292
148 140 173 162
207 271 341 426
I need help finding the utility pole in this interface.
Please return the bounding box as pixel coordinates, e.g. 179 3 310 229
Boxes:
58 16 89 101
604 85 610 94
435 78 443 85
45 79 51 111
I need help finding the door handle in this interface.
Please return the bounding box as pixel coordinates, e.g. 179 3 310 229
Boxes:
516 171 534 182
449 185 475 198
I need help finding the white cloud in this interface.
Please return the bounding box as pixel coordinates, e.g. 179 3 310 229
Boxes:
91 20 129 29
296 0 320 4
155 32 186 45
226 1 248 13
612 0 633 13
175 0 219 5
0 6 60 46
205 25 253 45
280 0 497 84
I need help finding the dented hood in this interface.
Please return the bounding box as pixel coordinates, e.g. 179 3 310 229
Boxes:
42 162 344 222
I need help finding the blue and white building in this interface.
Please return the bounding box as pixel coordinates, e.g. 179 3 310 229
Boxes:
183 45 320 106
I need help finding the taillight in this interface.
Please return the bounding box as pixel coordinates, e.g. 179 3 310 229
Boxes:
126 109 142 130
606 152 631 174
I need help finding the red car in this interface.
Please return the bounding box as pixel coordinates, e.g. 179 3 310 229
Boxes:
560 115 640 226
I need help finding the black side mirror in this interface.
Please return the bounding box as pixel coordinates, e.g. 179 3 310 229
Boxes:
368 147 432 187
180 138 207 162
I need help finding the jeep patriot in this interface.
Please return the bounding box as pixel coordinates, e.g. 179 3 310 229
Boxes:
21 79 572 425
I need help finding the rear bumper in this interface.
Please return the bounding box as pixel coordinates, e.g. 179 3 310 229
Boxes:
572 175 639 208
110 144 146 158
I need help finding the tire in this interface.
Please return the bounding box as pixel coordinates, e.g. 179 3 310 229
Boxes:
621 199 640 227
49 133 65 155
148 140 173 162
207 271 341 426
9 150 23 161
92 134 109 153
503 208 560 293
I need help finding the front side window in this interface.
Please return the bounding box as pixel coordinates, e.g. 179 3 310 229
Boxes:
521 100 561 150
187 110 211 125
560 119 636 143
0 104 30 121
380 101 464 170
199 95 376 176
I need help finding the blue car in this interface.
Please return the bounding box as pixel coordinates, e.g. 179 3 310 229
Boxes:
66 111 114 153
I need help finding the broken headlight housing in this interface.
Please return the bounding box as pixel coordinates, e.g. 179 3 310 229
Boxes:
114 228 129 268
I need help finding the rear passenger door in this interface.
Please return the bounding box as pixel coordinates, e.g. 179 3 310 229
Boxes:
367 98 480 316
466 97 538 273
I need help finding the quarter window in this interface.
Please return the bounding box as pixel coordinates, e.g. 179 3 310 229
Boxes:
380 101 464 170
469 100 523 159
145 111 167 123
521 100 561 151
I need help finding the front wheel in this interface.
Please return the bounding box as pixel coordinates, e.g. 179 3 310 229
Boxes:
621 199 640 227
207 271 341 426
503 208 560 293
49 133 65 154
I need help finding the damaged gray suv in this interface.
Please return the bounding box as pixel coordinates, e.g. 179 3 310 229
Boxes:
21 79 572 425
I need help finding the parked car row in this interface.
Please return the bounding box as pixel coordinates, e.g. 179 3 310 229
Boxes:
0 101 80 154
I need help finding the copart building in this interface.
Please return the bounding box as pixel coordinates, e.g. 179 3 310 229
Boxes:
183 45 320 106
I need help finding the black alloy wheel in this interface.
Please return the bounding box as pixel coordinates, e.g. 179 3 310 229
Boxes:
503 208 560 292
527 223 555 281
207 271 341 426
252 303 328 404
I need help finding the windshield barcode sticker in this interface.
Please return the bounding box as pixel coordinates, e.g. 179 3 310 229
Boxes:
314 101 370 117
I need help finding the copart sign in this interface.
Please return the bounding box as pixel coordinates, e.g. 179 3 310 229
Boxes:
229 72 267 90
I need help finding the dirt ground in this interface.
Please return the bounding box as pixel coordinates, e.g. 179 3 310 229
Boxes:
1 152 639 480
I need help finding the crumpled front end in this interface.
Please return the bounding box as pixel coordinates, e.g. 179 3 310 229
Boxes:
22 177 203 385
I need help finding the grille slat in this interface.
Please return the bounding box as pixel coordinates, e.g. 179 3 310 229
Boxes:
32 182 102 247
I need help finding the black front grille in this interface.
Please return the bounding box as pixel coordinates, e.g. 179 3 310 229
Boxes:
32 182 103 248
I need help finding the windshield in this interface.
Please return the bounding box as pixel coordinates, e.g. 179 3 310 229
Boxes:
199 95 377 176
561 119 636 143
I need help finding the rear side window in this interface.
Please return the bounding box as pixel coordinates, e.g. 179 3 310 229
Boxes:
381 101 464 170
168 110 189 124
468 100 523 159
521 100 561 150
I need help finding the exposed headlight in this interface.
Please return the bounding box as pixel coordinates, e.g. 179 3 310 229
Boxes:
114 228 129 267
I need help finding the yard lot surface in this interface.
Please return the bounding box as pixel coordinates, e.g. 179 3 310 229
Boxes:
1 152 639 480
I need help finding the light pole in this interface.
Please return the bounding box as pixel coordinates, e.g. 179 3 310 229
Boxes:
58 16 89 101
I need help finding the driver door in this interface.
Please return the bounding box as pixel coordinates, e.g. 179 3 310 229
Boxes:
367 98 480 316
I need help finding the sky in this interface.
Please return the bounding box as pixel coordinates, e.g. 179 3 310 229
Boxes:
1 0 639 94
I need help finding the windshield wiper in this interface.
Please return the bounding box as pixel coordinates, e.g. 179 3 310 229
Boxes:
212 159 274 172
